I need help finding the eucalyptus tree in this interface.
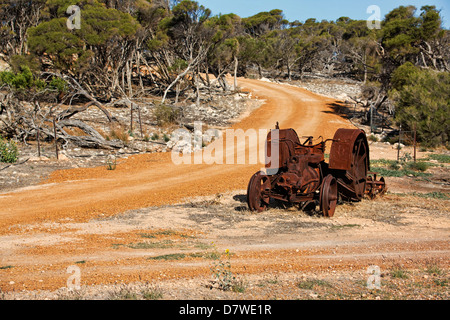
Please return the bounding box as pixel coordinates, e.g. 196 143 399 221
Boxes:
27 0 141 99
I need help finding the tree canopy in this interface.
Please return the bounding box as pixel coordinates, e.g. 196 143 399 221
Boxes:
0 1 448 146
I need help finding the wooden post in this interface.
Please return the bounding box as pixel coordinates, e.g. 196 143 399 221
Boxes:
370 105 373 133
53 116 59 160
138 106 143 138
130 102 134 134
397 124 402 162
413 123 417 163
37 127 41 157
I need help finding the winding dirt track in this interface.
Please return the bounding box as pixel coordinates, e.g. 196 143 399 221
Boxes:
0 78 354 232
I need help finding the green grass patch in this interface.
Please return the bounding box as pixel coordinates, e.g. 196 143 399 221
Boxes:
390 267 409 279
148 251 221 261
141 287 164 300
425 264 444 276
330 224 360 230
297 279 332 290
426 153 450 163
149 253 186 261
394 192 450 200
0 265 14 270
127 240 174 249
405 161 430 172
370 158 435 177
434 279 448 287
370 167 431 178
139 230 194 239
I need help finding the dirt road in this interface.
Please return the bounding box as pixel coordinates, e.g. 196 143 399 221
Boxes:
0 78 448 299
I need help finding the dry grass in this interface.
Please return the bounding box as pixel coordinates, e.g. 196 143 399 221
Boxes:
107 125 129 144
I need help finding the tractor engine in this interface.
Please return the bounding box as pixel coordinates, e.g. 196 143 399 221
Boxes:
275 154 321 198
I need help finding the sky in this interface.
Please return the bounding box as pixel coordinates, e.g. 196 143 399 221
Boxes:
197 0 450 29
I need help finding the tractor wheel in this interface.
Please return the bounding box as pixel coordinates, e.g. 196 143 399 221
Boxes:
320 174 338 217
350 136 369 200
247 171 271 212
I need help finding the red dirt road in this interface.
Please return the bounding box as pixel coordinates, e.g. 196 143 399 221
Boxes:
0 78 354 233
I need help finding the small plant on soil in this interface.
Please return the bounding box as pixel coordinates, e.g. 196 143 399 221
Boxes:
106 155 117 170
209 247 245 292
0 136 18 163
210 248 234 291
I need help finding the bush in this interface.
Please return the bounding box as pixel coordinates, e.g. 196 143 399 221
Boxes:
0 66 33 89
154 104 180 126
0 136 19 163
406 161 429 172
0 66 67 94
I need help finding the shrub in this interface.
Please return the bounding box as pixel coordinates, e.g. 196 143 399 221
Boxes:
0 66 33 89
0 136 19 163
406 161 429 172
163 133 170 142
154 104 179 126
0 66 67 94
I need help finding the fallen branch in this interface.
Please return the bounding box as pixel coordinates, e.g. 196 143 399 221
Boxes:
57 120 124 149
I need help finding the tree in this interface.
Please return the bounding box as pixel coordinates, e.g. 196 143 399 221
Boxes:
390 62 449 147
0 0 46 57
242 9 288 37
159 0 213 102
238 36 267 78
206 13 242 90
27 0 141 99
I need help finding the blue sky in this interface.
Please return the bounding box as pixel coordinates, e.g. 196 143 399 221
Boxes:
197 0 450 29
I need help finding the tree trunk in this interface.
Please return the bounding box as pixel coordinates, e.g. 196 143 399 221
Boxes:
233 56 239 91
126 60 133 97
162 63 193 104
196 67 200 107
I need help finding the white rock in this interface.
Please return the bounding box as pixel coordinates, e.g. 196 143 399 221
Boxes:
28 156 50 162
57 154 70 161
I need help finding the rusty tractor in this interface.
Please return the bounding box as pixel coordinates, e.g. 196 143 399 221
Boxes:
247 124 387 217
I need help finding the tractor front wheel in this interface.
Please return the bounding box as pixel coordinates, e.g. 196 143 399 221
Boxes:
320 174 338 217
247 171 271 212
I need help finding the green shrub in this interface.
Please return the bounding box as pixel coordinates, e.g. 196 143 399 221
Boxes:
406 161 429 172
163 133 170 142
0 136 19 163
0 66 67 94
49 77 68 93
427 153 450 163
154 104 179 126
0 66 33 89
